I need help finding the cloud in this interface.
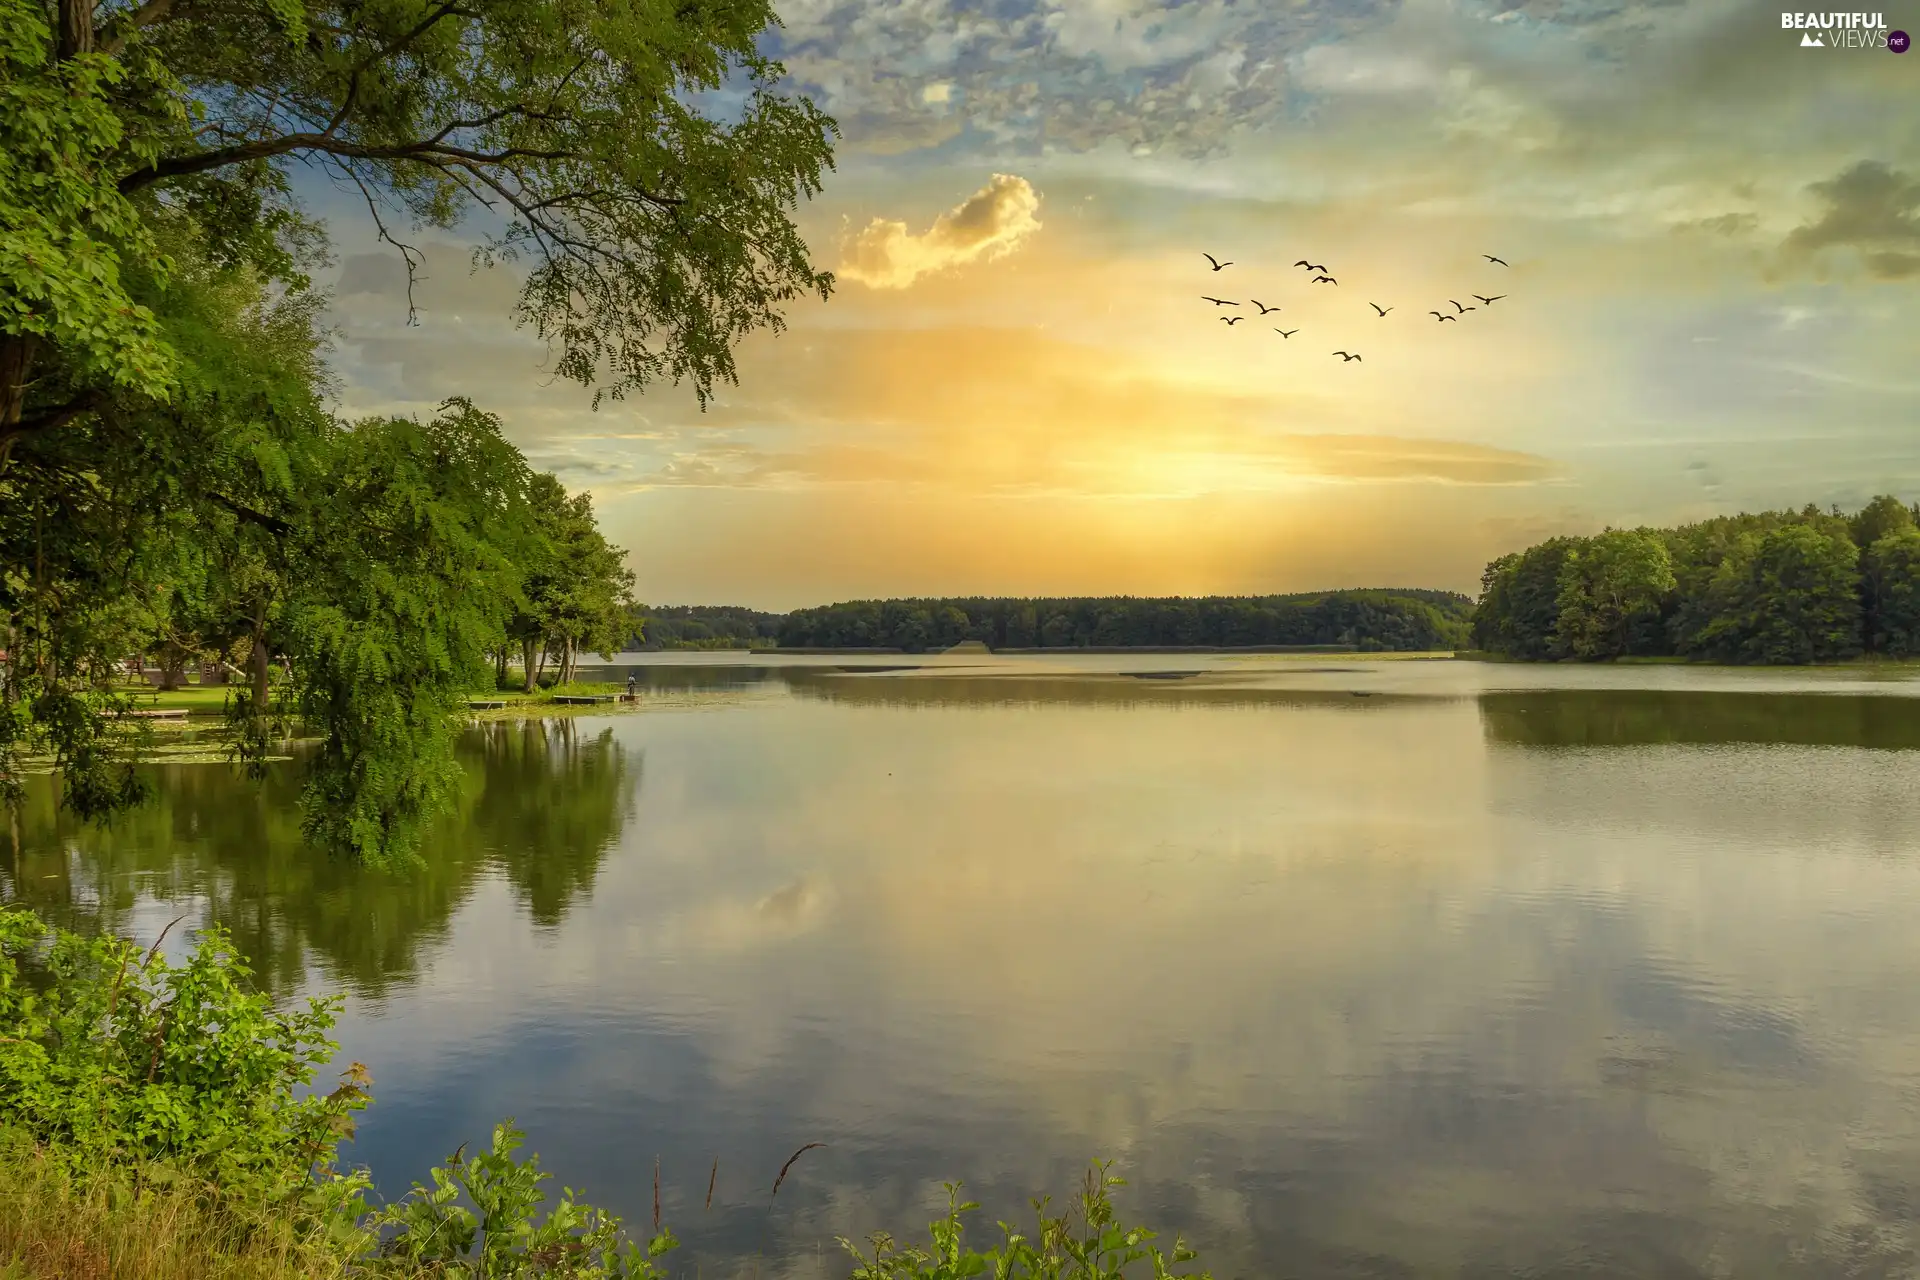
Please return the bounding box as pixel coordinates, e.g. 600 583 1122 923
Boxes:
838 174 1044 289
1781 161 1920 280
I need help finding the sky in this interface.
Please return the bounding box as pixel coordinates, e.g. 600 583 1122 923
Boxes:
312 0 1919 611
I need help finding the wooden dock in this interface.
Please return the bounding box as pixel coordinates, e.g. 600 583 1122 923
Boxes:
467 700 507 710
551 694 617 706
110 707 190 720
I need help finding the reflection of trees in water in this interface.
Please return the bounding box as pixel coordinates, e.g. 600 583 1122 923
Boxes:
2 720 638 998
778 669 1435 711
1479 690 1920 751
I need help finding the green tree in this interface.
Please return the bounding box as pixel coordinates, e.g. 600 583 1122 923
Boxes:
2 0 838 452
285 399 531 868
1551 529 1675 660
1694 523 1862 665
1863 528 1920 657
1469 537 1580 659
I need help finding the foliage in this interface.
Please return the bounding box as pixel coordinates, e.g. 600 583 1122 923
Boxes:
778 590 1473 653
628 604 781 650
840 1164 1211 1280
1863 527 1920 657
365 1120 677 1278
1551 529 1675 661
0 907 372 1223
1691 523 1861 665
505 475 635 691
0 1126 357 1280
0 0 178 429
285 400 531 868
0 0 837 446
3 0 836 861
1472 497 1915 665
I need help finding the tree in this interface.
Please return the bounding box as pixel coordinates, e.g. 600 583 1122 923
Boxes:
284 399 531 868
0 230 331 815
2 0 839 457
505 473 633 690
1863 528 1920 657
1551 529 1675 660
1692 523 1862 665
1851 494 1916 551
1468 537 1580 659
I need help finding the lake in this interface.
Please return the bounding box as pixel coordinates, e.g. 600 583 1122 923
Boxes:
10 654 1920 1278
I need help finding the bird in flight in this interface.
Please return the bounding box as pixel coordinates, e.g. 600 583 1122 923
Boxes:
1297 262 1328 273
1370 303 1392 316
1312 275 1337 285
1483 255 1509 266
1251 299 1281 314
1274 328 1298 338
1204 253 1233 271
1202 296 1240 306
1333 351 1362 362
1450 299 1474 313
1430 311 1457 322
1220 315 1243 325
1473 294 1507 305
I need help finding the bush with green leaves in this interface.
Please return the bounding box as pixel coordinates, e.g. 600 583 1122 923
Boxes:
365 1119 679 1278
839 1164 1213 1280
0 905 371 1220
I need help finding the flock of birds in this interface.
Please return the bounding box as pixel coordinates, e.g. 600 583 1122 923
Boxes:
1198 251 1511 363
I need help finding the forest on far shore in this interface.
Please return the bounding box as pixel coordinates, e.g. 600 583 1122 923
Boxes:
1469 495 1920 664
629 589 1474 653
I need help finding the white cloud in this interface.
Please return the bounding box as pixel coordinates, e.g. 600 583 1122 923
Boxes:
838 174 1045 289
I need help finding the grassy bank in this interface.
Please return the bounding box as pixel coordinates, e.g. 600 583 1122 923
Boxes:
0 1131 353 1280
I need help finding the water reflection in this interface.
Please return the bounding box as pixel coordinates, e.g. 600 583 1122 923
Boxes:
1481 689 1920 750
3 719 637 997
9 666 1920 1279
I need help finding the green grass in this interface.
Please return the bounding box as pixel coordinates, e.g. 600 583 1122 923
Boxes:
0 1130 356 1280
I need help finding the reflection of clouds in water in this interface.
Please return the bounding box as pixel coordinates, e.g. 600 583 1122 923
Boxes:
309 689 1920 1275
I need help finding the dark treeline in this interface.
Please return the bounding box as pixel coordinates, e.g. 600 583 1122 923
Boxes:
628 604 782 649
1470 496 1920 664
775 589 1474 653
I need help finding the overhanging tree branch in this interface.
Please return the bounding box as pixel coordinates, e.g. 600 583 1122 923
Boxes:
119 134 581 195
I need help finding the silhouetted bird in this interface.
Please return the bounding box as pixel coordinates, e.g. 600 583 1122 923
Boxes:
1473 294 1507 305
1202 296 1240 306
1298 262 1327 273
1430 311 1457 322
1275 328 1298 338
1450 299 1473 313
1483 255 1509 266
1221 315 1243 325
1370 303 1392 316
1312 276 1337 285
1251 299 1281 314
1204 253 1233 271
1333 351 1362 362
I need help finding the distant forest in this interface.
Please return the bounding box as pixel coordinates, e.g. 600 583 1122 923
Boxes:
627 605 783 649
1470 495 1920 665
623 590 1473 652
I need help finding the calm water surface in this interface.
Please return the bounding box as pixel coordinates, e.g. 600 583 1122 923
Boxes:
10 655 1920 1279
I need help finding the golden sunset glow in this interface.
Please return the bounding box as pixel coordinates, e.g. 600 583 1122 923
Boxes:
316 0 1916 608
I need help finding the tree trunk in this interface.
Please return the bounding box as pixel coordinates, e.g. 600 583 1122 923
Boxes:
521 638 538 693
57 0 94 58
533 645 549 690
0 336 35 445
494 647 508 689
250 617 271 710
